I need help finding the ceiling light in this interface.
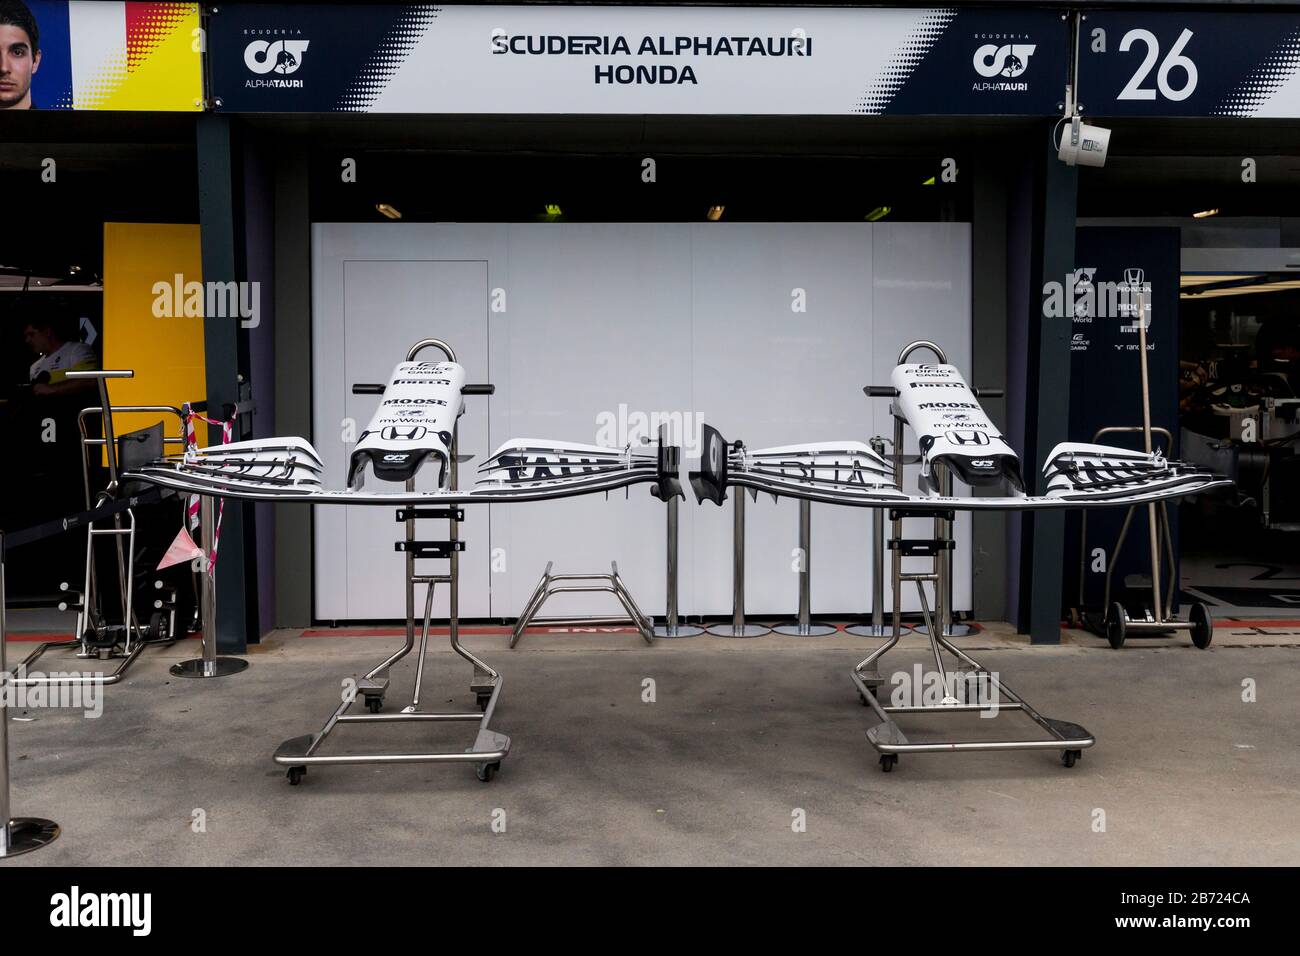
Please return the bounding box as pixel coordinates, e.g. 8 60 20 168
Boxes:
1192 208 1219 219
864 206 892 222
375 203 402 220
706 205 724 221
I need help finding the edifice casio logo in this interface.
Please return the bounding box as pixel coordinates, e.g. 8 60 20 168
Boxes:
972 36 1036 92
242 33 310 88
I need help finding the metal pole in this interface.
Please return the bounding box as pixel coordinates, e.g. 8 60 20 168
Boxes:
848 438 912 637
775 499 837 636
916 464 973 637
655 495 703 638
170 496 249 678
706 490 769 637
0 531 60 857
733 492 745 630
1135 286 1164 623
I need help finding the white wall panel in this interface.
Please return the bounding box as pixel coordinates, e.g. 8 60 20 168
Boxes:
312 222 971 620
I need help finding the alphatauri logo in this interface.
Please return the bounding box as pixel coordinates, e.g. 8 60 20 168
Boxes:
973 43 1036 79
245 39 310 75
50 886 151 936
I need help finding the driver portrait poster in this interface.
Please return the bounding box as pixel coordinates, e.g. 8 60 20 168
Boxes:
0 0 200 111
208 3 1069 115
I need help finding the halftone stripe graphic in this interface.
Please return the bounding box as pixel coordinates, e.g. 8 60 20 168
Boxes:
853 9 956 115
125 2 188 71
337 5 440 111
1213 28 1300 116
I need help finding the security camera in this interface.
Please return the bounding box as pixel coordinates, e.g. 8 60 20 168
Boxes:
1057 115 1111 168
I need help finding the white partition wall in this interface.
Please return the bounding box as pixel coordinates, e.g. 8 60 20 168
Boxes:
311 222 971 621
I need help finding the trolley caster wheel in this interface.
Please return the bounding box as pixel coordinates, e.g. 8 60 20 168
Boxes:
1106 602 1127 649
1061 750 1081 768
1190 603 1213 649
475 761 500 783
476 693 492 712
286 767 306 786
365 696 383 714
879 754 898 773
148 610 168 642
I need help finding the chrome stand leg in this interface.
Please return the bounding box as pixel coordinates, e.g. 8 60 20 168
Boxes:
0 533 60 858
655 495 703 638
402 582 437 713
171 495 248 678
774 495 837 636
707 491 770 637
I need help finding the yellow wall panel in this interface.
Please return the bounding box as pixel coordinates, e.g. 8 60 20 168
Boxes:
101 222 205 450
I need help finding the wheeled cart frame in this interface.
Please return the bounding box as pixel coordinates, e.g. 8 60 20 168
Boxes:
14 371 185 688
852 341 1095 772
1073 278 1214 650
274 338 509 785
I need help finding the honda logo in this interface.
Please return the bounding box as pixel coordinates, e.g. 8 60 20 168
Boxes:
381 425 428 441
946 431 990 446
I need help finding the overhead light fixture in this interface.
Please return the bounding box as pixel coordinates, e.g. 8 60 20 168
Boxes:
1192 208 1220 219
864 206 892 222
922 176 936 186
706 205 724 221
544 204 563 220
375 203 402 220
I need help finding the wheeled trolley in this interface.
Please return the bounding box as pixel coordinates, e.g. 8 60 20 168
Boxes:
274 338 509 785
853 341 1095 772
1073 278 1215 650
14 371 187 688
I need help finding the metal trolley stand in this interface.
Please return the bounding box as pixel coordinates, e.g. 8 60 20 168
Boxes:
15 370 186 688
851 341 1094 772
1075 283 1213 650
511 428 692 643
275 338 508 785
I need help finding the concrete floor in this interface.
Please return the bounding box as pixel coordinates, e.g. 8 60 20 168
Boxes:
3 625 1298 866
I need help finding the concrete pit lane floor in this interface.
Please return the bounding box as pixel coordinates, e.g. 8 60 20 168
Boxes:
2 621 1297 866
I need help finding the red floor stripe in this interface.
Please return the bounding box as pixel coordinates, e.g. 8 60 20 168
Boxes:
298 625 642 637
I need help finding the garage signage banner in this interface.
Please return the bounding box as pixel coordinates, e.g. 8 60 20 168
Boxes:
1078 11 1300 117
207 3 1070 115
7 1 201 111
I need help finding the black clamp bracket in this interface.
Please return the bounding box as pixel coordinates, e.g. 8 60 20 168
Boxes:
395 540 466 559
889 508 956 522
396 508 464 522
889 538 956 557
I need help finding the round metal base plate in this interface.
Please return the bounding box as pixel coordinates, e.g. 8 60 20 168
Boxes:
913 623 975 638
169 657 250 679
653 624 706 638
773 622 840 637
705 623 772 638
0 818 60 858
844 624 913 637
